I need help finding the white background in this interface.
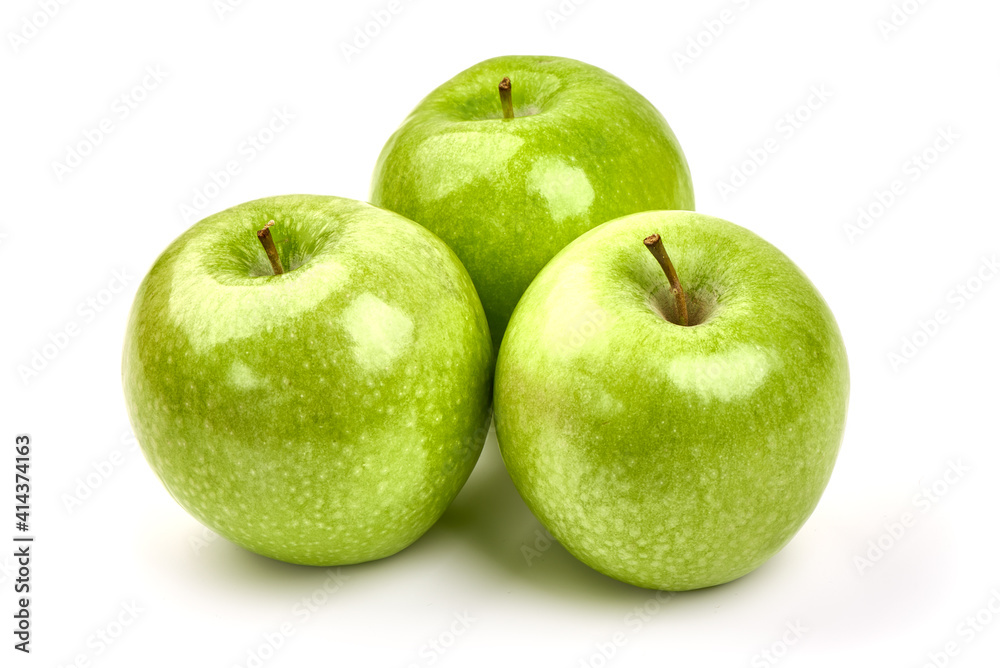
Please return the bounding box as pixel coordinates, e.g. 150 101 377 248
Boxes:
2 0 999 666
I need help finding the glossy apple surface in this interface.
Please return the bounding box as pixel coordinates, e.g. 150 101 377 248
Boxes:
494 211 849 590
371 55 694 348
123 195 493 566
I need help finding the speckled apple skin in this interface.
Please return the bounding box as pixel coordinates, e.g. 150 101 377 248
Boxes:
371 55 695 350
123 195 493 566
494 212 849 590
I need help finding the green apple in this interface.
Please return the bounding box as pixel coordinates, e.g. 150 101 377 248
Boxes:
370 55 695 348
122 195 493 566
494 211 849 590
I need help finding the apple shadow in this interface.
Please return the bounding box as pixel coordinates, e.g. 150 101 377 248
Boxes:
423 423 794 609
154 425 783 610
424 427 667 605
200 534 398 582
147 519 419 606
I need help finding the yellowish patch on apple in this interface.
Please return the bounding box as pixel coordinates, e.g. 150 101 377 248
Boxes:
666 344 777 402
340 293 414 371
526 156 594 222
537 262 615 355
227 360 262 390
416 132 524 200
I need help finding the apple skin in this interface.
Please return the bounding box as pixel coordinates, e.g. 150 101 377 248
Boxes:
122 195 493 566
370 55 694 349
494 211 849 590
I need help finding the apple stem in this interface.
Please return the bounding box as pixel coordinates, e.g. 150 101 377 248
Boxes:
257 220 285 275
644 234 688 326
499 77 514 120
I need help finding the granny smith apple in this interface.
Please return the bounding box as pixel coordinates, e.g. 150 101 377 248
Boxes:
122 194 493 566
494 211 849 590
370 55 695 348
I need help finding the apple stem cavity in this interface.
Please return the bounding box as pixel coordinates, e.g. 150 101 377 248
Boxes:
499 77 514 120
257 220 285 275
644 233 689 326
